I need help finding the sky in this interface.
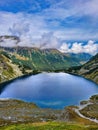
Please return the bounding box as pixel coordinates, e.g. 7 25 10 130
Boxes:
0 0 98 55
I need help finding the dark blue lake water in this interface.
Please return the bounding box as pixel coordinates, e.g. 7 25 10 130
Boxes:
0 73 98 109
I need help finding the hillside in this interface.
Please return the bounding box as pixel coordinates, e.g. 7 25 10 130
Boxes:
0 50 23 83
68 53 98 84
0 45 92 83
1 47 80 71
0 95 97 127
0 35 94 83
79 53 98 83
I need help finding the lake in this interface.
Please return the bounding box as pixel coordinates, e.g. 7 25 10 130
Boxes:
0 73 98 109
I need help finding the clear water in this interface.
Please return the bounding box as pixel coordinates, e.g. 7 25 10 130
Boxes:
0 73 98 109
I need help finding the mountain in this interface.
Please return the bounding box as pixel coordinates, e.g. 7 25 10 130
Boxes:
0 47 80 72
67 53 92 64
0 46 91 83
68 53 98 84
1 46 92 70
0 35 92 83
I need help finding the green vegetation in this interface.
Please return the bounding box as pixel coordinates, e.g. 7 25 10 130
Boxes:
0 36 98 129
79 53 98 83
0 122 98 130
0 50 23 83
0 46 92 83
67 53 98 84
1 47 82 71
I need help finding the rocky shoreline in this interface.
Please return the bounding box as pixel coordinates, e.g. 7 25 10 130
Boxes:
0 95 98 126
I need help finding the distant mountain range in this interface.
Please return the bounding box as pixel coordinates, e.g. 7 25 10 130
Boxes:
0 46 92 83
0 35 97 84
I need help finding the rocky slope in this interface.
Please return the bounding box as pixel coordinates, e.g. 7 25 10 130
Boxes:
0 50 23 83
79 53 98 83
0 95 97 126
79 95 98 120
67 53 98 84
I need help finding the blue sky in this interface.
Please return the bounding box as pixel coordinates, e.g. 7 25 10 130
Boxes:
0 0 98 54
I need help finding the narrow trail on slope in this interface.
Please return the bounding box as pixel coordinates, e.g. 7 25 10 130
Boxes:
74 103 98 123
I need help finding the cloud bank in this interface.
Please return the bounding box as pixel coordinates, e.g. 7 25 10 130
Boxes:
0 35 98 55
59 40 98 55
0 0 98 55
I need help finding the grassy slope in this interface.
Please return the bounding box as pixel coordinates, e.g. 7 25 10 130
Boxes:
0 122 98 130
67 53 98 84
80 53 98 83
0 50 23 83
78 53 98 84
0 46 93 83
0 47 82 83
1 47 81 70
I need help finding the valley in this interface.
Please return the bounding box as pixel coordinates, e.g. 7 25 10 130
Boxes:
0 36 98 129
0 42 92 83
0 0 98 129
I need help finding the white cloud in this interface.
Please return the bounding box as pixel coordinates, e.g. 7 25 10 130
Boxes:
83 0 98 17
83 40 98 55
71 42 83 54
0 11 98 43
0 12 47 38
0 32 60 49
0 0 98 54
18 35 33 47
44 0 98 20
39 32 60 49
59 40 98 55
9 22 30 37
0 36 18 47
59 43 70 53
0 34 98 55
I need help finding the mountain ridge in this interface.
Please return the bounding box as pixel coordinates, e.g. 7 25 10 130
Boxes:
67 53 98 84
0 46 92 83
0 35 97 84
